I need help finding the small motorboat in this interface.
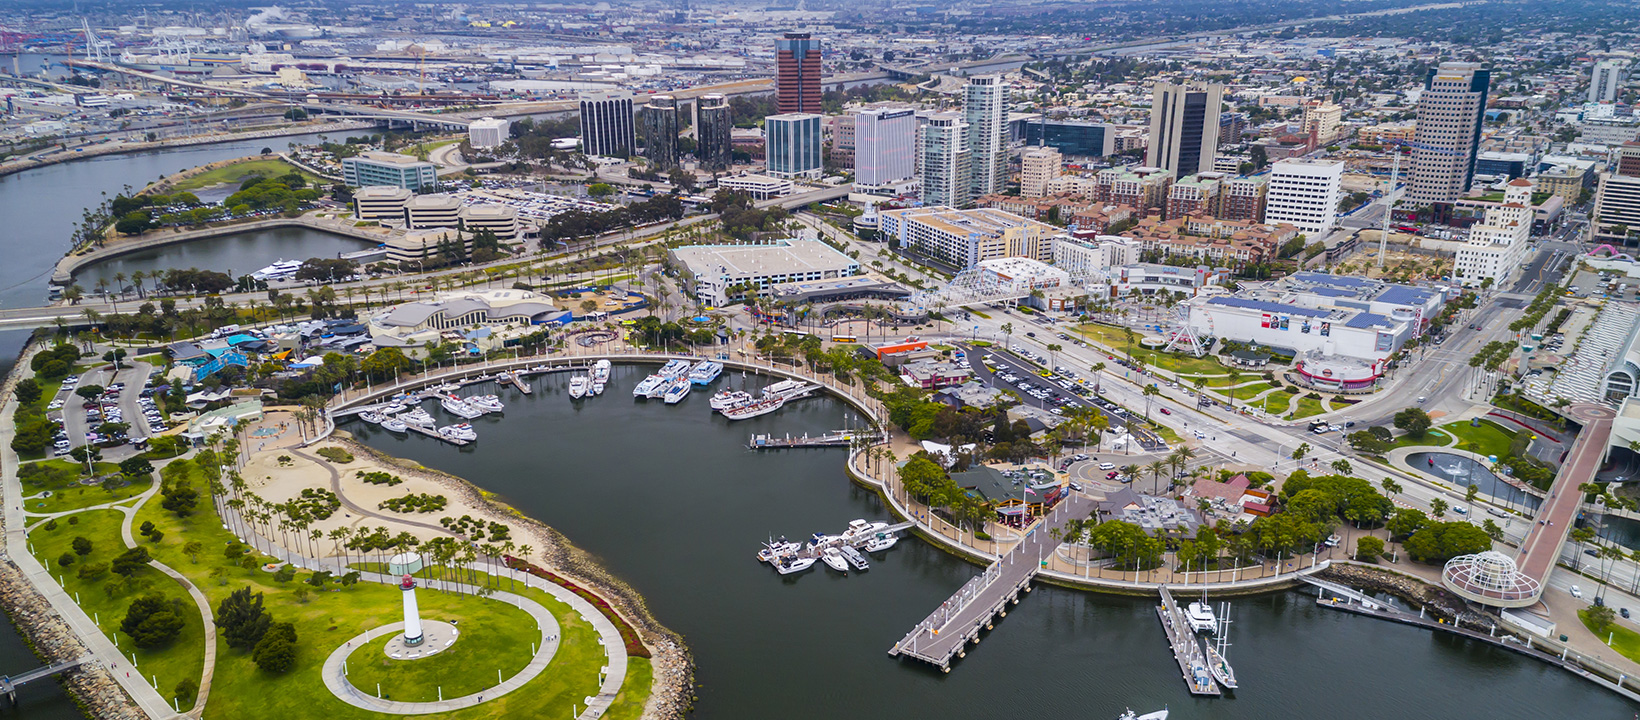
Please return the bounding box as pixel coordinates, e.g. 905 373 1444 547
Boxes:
775 555 815 575
438 423 477 442
398 408 435 427
864 532 898 553
466 394 504 413
359 411 384 425
569 375 589 399
1116 708 1168 720
821 547 849 574
381 416 408 433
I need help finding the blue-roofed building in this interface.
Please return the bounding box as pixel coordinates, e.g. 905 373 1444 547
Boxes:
1188 291 1418 364
1252 271 1448 333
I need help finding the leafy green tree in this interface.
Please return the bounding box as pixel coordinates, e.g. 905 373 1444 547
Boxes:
216 587 272 651
183 541 203 563
161 479 199 517
1586 604 1617 634
273 565 296 583
120 593 186 647
1356 535 1385 560
110 547 151 576
120 456 154 478
58 551 76 567
252 622 298 673
72 536 93 556
174 677 199 707
1386 508 1430 539
1402 521 1491 562
13 378 41 405
1394 407 1432 438
1429 498 1449 518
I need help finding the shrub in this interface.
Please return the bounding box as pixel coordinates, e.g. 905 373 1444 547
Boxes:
252 622 298 673
72 536 93 555
121 593 186 648
58 552 76 567
77 562 108 579
315 447 354 464
174 677 199 707
355 471 403 486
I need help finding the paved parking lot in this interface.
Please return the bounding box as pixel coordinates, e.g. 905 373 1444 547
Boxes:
47 361 158 460
959 342 1168 453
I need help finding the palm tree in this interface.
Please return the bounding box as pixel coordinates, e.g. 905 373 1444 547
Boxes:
1141 384 1160 421
131 270 147 299
1091 362 1106 392
1147 460 1167 493
1001 322 1014 349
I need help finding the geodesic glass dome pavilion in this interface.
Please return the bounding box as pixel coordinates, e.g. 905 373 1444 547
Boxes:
1441 551 1542 608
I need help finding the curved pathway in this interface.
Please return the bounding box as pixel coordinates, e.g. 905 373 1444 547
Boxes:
116 470 219 716
320 585 560 714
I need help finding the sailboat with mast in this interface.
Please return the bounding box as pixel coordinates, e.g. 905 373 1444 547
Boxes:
1204 601 1237 690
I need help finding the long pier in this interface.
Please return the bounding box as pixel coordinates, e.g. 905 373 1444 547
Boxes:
748 429 881 450
2 657 89 703
1156 585 1221 696
889 494 1095 672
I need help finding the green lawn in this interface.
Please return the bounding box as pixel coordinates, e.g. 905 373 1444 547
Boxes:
1073 323 1228 376
1580 609 1640 665
28 509 206 705
1390 428 1453 449
1214 382 1278 400
135 459 646 720
169 158 323 193
340 589 538 703
1288 396 1327 420
20 461 147 515
1437 419 1515 458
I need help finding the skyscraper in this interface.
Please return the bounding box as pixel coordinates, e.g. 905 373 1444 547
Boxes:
964 75 1007 198
1264 158 1343 236
1019 147 1062 198
765 113 823 179
579 91 635 158
1145 81 1224 178
638 96 679 167
1590 60 1631 104
917 111 971 208
1408 62 1490 205
853 108 917 194
695 94 733 171
776 32 822 115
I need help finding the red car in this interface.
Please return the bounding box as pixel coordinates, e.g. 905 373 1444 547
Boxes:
1159 408 1172 415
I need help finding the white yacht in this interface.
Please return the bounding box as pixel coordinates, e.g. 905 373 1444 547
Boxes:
440 395 484 419
720 394 785 420
380 416 408 433
663 377 691 404
821 547 849 574
249 259 302 282
839 519 890 545
590 376 606 396
359 410 384 425
592 359 612 384
757 539 803 564
839 545 870 570
710 390 753 410
466 394 504 413
1205 644 1236 690
633 373 666 398
569 375 590 399
398 408 436 427
657 359 692 378
379 401 407 415
774 555 815 575
687 360 723 386
438 423 477 442
761 379 806 397
1117 709 1168 720
1186 601 1218 634
863 532 899 553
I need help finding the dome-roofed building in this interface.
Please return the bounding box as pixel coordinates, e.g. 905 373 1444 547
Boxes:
1441 550 1542 608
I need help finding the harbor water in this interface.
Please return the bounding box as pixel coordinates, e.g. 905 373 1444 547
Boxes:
346 365 1639 719
67 226 378 288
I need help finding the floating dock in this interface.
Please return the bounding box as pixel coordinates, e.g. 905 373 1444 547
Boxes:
1156 585 1221 696
748 430 881 450
889 494 1095 672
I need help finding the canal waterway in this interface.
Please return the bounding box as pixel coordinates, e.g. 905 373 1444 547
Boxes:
344 365 1638 719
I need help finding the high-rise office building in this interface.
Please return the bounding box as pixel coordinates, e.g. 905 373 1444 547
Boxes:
1022 119 1115 157
964 75 1008 198
1590 60 1631 104
579 91 635 158
917 111 971 208
1264 158 1344 236
638 95 680 167
1594 142 1640 243
1145 82 1224 178
765 113 823 179
853 108 917 193
1020 147 1062 198
1218 112 1247 146
1407 62 1490 205
695 94 733 170
776 32 822 115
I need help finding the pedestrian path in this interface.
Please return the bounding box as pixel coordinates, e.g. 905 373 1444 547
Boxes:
116 476 217 716
320 586 561 714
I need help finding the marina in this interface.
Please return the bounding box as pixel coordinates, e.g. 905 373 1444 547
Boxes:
1156 585 1222 696
748 429 883 450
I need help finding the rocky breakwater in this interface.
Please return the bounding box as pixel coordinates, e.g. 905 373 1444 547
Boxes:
1318 562 1495 631
0 559 144 720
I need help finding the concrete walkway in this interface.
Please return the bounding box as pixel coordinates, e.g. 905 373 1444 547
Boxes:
320 583 560 714
1 393 182 719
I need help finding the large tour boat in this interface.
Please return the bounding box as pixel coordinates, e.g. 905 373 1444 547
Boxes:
569 375 590 399
687 360 723 385
720 394 786 420
663 377 692 404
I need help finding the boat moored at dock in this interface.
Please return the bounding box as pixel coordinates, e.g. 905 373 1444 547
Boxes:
839 545 870 570
440 395 485 419
821 547 849 573
663 377 692 404
380 416 408 433
570 375 590 399
711 390 753 410
438 423 477 442
397 408 436 428
633 373 666 398
687 360 723 385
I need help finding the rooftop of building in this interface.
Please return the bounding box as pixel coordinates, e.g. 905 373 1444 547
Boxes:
459 203 517 220
355 185 413 200
879 206 1059 238
405 194 462 211
766 275 910 303
373 289 559 329
671 238 856 278
350 151 431 167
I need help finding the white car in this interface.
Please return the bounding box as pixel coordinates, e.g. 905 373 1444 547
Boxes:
1570 585 1584 598
1098 462 1116 470
47 400 62 410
